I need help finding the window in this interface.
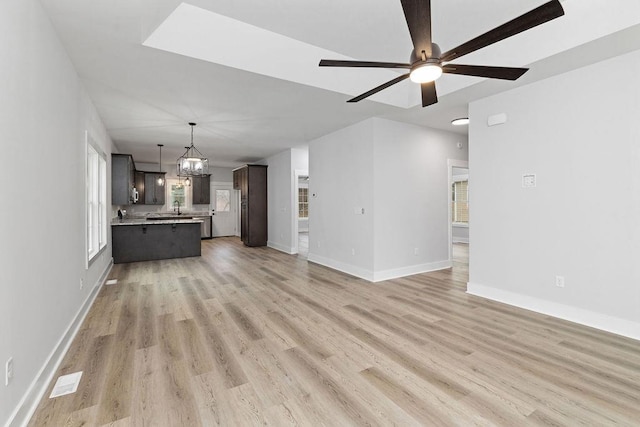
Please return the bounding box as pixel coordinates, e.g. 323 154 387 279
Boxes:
452 180 469 224
87 136 107 263
216 189 230 212
298 187 308 218
170 183 186 209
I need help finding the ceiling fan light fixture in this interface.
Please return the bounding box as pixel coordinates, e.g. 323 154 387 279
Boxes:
451 117 470 126
410 62 443 83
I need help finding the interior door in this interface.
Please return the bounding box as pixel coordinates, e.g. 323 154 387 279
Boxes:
211 184 237 237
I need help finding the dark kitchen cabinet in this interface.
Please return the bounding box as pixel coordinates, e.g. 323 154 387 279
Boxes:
111 222 201 263
112 154 136 205
232 165 267 247
135 171 145 204
192 174 210 205
144 172 166 205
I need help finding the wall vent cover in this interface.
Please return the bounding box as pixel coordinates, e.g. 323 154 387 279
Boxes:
522 174 537 188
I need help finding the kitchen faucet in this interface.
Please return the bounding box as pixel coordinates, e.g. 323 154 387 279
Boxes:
173 200 181 215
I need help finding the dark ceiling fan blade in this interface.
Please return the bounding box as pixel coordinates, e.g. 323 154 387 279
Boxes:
421 81 438 107
443 64 528 80
440 0 564 62
347 74 411 103
319 59 411 69
401 0 432 58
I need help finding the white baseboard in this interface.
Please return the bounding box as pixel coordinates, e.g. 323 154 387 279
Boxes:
467 282 640 341
373 260 451 282
307 254 451 283
267 241 295 255
7 260 113 427
307 253 374 281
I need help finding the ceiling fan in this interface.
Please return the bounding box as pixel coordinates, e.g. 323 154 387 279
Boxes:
319 0 564 107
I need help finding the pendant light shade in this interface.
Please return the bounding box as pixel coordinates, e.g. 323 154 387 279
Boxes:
177 122 208 176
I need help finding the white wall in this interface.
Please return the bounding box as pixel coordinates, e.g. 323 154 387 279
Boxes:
265 150 293 253
372 119 468 280
309 120 375 277
308 118 467 281
264 148 308 254
452 225 469 243
468 48 640 339
0 1 115 425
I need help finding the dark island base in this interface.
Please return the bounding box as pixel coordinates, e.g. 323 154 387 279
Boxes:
111 223 201 264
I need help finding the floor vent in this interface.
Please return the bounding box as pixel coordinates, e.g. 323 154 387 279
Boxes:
49 371 82 398
106 279 118 285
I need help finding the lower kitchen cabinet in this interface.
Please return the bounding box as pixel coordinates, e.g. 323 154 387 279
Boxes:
111 222 200 263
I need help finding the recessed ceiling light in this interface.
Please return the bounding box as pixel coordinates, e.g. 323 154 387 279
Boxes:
451 118 469 126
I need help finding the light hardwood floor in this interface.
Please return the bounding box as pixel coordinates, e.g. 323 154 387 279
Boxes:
29 240 640 426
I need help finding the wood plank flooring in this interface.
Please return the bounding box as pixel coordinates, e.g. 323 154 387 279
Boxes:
29 240 640 426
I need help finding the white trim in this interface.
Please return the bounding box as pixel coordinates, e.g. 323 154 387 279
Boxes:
307 253 374 282
372 260 451 282
267 240 296 255
292 169 308 254
452 237 469 243
467 282 640 341
7 260 113 427
447 159 469 264
306 254 451 283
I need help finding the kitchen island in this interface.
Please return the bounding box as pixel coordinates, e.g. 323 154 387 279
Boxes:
111 217 203 264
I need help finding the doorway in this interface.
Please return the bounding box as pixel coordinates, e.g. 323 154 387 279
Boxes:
211 183 237 237
448 160 469 263
293 169 309 257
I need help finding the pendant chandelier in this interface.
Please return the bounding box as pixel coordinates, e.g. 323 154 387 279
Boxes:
156 144 165 186
176 122 208 176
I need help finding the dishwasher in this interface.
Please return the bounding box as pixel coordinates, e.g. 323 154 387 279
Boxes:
192 215 212 239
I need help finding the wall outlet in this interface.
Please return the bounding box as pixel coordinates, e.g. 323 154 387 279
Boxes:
5 357 13 386
555 276 565 288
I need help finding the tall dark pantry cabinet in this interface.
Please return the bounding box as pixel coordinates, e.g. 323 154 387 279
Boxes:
233 165 268 246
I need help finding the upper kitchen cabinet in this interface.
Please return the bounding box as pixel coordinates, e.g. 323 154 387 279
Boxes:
192 174 210 205
144 172 166 205
135 171 145 204
112 154 136 205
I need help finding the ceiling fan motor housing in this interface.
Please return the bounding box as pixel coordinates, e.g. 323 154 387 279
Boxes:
411 43 441 64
